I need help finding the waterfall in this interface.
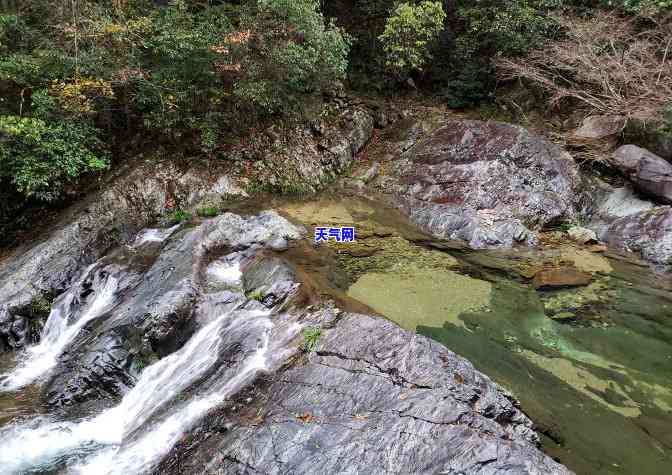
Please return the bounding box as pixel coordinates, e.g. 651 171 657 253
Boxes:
0 224 180 392
0 306 298 475
0 270 119 392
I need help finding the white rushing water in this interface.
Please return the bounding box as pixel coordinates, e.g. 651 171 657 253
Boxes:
0 224 179 392
132 225 180 247
207 260 242 284
0 306 278 475
0 271 119 392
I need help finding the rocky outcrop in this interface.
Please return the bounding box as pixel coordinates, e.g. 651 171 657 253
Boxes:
158 312 570 475
391 120 588 248
42 211 303 411
604 207 672 265
0 103 374 352
0 210 570 473
611 145 672 204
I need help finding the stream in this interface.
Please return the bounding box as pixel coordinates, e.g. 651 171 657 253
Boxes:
0 194 671 474
277 195 672 475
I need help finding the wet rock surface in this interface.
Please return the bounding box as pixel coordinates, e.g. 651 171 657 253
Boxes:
40 212 303 412
611 145 672 204
0 209 569 474
159 313 570 475
390 120 588 248
604 206 672 265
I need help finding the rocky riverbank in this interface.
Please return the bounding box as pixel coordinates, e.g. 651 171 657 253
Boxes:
0 210 570 474
3 106 672 474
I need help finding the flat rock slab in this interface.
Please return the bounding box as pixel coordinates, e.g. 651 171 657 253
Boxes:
533 267 592 290
159 313 572 475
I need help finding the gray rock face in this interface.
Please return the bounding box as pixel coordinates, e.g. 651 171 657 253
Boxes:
611 145 672 204
158 312 570 475
604 206 672 265
572 115 626 140
41 211 303 411
392 121 586 248
0 159 247 352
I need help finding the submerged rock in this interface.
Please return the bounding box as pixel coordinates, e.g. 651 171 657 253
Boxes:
532 267 592 290
392 120 587 248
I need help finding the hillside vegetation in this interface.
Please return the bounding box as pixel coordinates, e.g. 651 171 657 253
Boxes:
0 0 671 218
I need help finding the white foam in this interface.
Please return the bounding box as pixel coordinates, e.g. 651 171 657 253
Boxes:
0 274 119 391
206 260 243 285
132 225 180 247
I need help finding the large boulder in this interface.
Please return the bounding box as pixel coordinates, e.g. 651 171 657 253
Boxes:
392 120 588 248
604 206 672 265
158 312 571 475
611 145 672 204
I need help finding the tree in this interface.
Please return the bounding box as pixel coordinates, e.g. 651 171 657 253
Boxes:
378 1 446 80
233 0 351 113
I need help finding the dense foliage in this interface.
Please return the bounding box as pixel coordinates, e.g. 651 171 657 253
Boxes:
1 0 671 222
378 1 446 80
0 0 350 209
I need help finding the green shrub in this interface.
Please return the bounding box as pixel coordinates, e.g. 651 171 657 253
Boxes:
197 205 220 218
0 90 108 201
378 1 446 79
170 209 191 223
436 60 495 108
301 326 322 352
233 0 351 114
456 0 559 57
247 289 265 301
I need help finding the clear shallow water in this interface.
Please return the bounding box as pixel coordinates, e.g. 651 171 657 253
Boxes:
277 196 672 475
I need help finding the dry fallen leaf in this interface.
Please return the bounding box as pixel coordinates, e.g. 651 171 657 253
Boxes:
296 412 315 423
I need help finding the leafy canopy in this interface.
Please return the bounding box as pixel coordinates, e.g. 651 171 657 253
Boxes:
378 1 446 79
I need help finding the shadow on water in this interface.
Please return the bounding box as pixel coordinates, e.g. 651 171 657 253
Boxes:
276 194 672 475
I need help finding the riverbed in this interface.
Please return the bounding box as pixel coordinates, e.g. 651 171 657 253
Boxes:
275 195 672 475
1 193 671 475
